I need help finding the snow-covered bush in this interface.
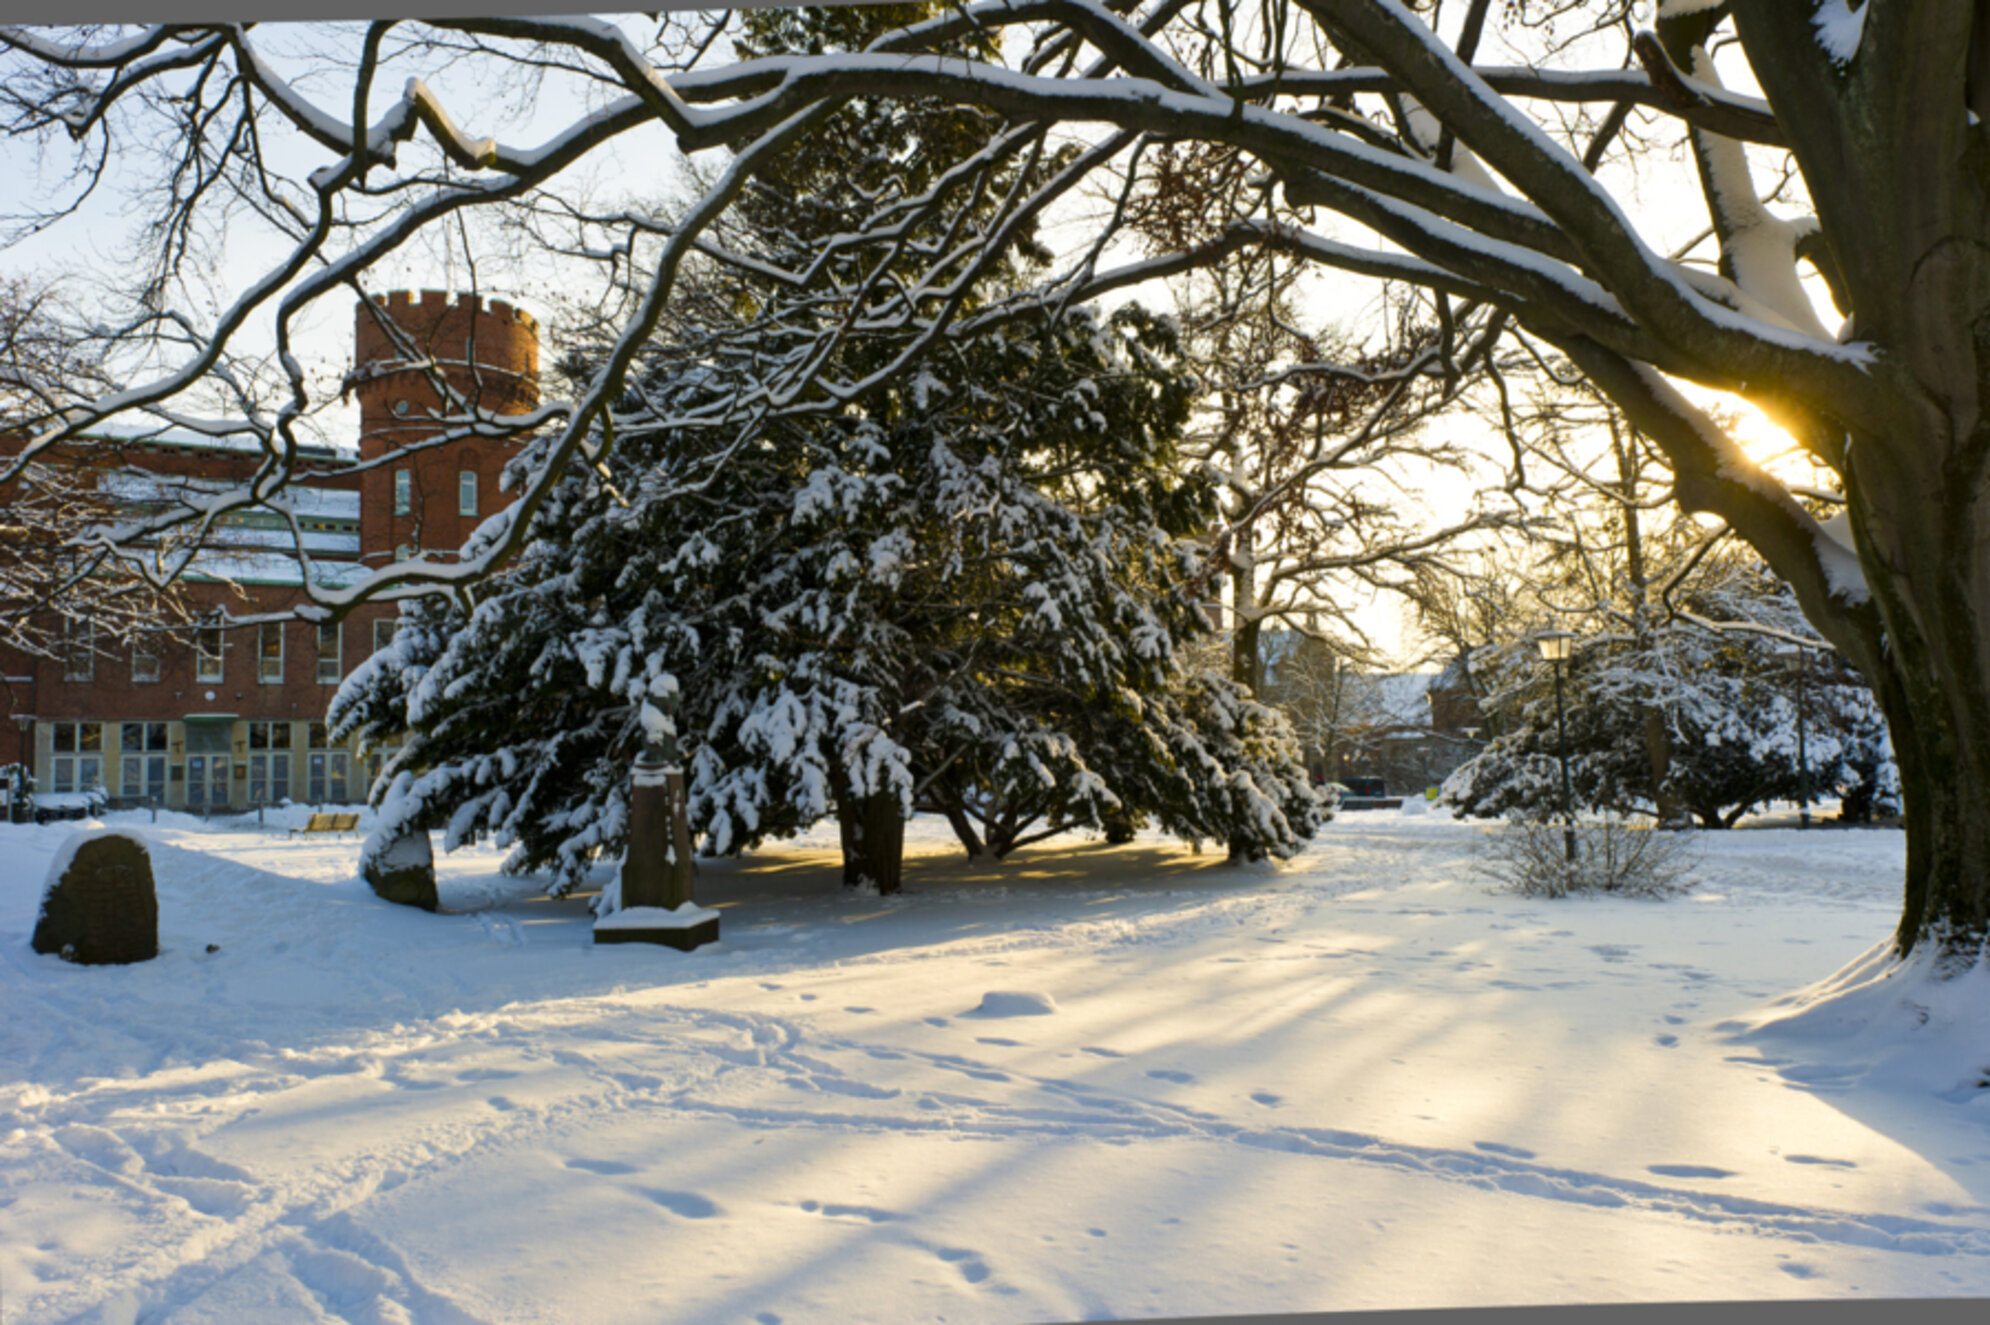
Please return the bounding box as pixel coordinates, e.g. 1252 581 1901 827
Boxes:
1477 817 1697 900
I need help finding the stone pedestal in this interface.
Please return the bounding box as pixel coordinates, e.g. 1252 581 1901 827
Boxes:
34 830 158 965
593 902 720 951
606 755 714 948
622 758 694 910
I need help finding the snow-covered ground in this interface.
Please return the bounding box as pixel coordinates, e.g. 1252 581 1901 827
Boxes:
3 804 1987 1323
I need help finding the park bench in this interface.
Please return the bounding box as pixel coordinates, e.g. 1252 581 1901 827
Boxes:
290 811 361 838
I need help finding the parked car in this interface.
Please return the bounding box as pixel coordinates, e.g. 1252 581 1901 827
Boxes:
1334 777 1404 811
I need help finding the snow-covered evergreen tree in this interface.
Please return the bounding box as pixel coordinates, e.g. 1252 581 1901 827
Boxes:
330 298 1323 894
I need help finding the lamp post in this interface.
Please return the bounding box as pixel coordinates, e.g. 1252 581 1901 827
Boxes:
1534 631 1577 863
1776 642 1813 829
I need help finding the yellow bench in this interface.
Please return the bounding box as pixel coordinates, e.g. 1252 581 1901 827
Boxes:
290 811 361 838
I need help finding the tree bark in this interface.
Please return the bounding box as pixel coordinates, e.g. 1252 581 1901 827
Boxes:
937 790 986 858
839 792 906 894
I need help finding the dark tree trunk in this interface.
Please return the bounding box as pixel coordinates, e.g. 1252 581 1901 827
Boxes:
839 792 906 894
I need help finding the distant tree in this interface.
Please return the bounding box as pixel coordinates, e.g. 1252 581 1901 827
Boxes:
1444 548 1895 829
0 277 192 663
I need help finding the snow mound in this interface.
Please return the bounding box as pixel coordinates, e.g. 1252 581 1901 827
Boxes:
595 903 720 931
968 990 1058 1017
1733 939 1990 1097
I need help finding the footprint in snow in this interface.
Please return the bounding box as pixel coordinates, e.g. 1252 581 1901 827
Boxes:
565 1158 638 1176
1779 1262 1822 1280
1080 1046 1125 1058
1784 1154 1857 1168
1647 1164 1733 1179
638 1188 722 1219
1472 1141 1537 1160
1146 1069 1194 1084
1653 1033 1679 1048
456 1067 520 1082
798 1199 899 1223
924 1017 950 1028
844 1006 874 1014
936 1246 992 1283
976 1037 1023 1047
1250 1091 1283 1108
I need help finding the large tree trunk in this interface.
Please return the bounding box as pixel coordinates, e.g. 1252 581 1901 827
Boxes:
1718 2 1990 963
1855 508 1990 961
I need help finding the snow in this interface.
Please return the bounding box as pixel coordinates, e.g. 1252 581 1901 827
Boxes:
36 826 151 899
1813 0 1870 68
2 808 1987 1321
967 990 1059 1017
595 902 720 931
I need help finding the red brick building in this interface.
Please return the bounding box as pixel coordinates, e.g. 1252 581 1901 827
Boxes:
1 290 540 811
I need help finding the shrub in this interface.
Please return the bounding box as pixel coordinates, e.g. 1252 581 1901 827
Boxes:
1477 816 1697 899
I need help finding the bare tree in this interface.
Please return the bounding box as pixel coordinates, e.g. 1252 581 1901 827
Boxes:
1 275 193 660
4 3 1989 968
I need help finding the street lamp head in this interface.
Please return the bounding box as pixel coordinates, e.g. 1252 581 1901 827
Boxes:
1533 630 1575 663
12 714 33 733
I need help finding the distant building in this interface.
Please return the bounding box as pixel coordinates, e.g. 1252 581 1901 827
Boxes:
1 290 540 811
1259 632 1484 792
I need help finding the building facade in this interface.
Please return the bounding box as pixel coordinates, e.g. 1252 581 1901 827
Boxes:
1 289 540 812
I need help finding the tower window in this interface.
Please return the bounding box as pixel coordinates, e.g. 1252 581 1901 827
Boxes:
393 468 411 515
459 469 478 517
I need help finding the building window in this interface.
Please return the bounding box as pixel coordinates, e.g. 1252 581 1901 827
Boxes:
247 721 294 804
394 543 411 562
118 722 169 806
394 468 411 515
317 622 342 684
458 469 478 516
132 637 161 683
306 721 350 804
51 721 104 794
373 618 398 654
196 627 224 683
258 622 284 683
62 621 93 682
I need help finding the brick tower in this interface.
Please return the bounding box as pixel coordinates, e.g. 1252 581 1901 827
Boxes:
347 290 540 563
